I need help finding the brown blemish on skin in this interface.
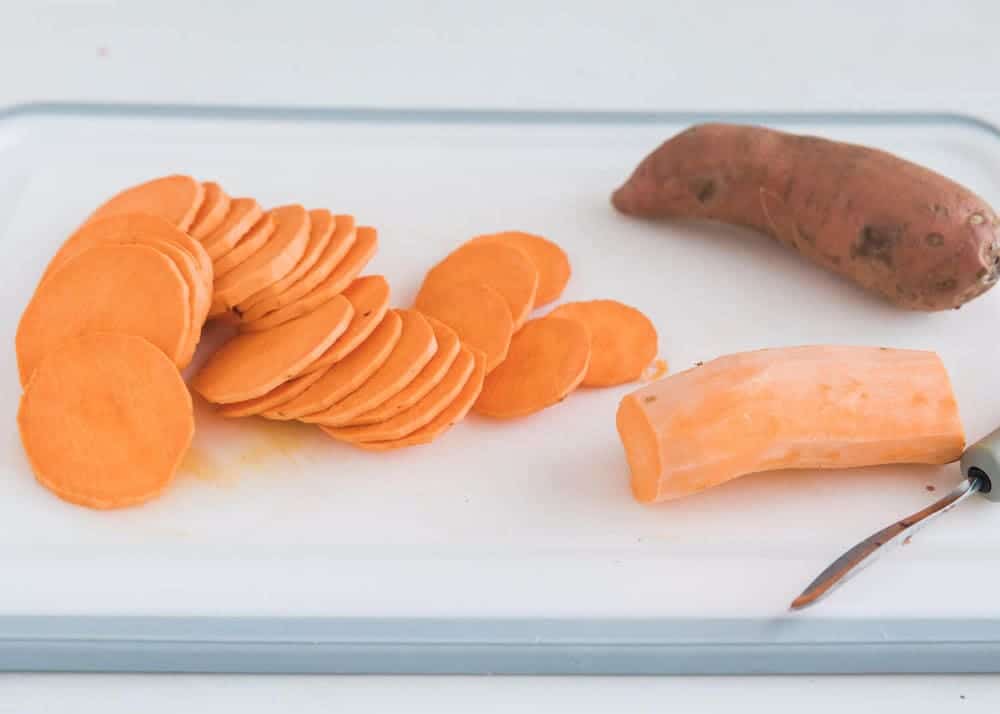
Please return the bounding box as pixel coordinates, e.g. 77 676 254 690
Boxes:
925 233 945 247
935 278 958 292
852 225 898 267
926 484 936 492
797 226 815 245
694 178 716 203
643 395 657 404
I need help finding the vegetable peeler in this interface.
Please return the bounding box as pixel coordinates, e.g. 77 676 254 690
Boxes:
790 425 1000 610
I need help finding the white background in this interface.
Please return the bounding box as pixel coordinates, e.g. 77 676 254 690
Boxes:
2 0 999 711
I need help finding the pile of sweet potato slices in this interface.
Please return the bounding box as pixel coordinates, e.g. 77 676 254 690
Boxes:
16 174 658 509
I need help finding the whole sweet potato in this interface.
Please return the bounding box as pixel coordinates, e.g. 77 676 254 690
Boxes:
612 123 1000 310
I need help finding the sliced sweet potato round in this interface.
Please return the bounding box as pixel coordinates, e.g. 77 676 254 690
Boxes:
17 244 191 385
192 294 353 404
357 349 486 451
468 231 570 307
139 239 206 368
18 332 194 509
200 197 264 260
267 310 402 420
189 181 232 239
302 310 438 427
240 226 377 332
548 299 658 387
216 365 329 419
474 316 590 418
238 209 336 314
417 241 538 329
42 212 213 290
212 204 311 310
302 275 391 374
87 175 205 232
213 210 278 278
414 280 513 372
239 215 357 324
324 345 475 442
349 315 460 425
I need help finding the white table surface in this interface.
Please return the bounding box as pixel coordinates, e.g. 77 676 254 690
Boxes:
3 0 1000 711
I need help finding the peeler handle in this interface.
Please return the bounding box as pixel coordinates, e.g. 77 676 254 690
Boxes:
960 426 1000 502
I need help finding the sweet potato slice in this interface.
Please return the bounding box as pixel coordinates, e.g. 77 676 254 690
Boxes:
302 275 391 374
240 226 377 332
18 333 194 509
192 294 353 404
237 209 336 313
212 204 311 310
324 345 475 442
616 346 966 504
42 213 213 289
417 241 538 329
200 198 264 260
38 214 211 360
267 310 403 420
139 239 206 368
87 175 204 231
549 299 658 387
189 181 232 239
357 349 486 451
17 244 191 385
239 215 357 323
349 315 460 425
414 280 513 372
469 231 570 307
213 210 278 278
474 316 590 418
216 366 329 419
302 310 438 427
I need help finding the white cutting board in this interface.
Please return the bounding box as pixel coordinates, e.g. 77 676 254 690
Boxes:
1 107 999 628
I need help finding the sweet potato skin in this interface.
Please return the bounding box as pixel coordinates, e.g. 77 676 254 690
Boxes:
612 123 1000 310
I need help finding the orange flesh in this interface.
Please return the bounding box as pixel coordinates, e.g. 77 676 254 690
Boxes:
616 346 967 504
303 275 391 374
418 241 538 329
240 226 377 332
238 209 336 313
189 181 231 239
213 211 279 278
200 198 264 260
35 213 211 366
266 310 402 419
349 315 461 425
213 204 311 309
240 215 357 323
216 353 331 418
324 346 475 442
192 295 353 404
17 244 191 385
357 349 487 451
86 174 205 231
474 316 591 418
414 280 513 372
468 231 570 307
18 333 194 510
43 213 212 288
302 310 438 426
549 299 659 387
